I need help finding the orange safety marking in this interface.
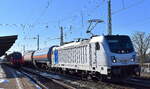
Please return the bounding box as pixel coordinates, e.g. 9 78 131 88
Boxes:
33 54 48 59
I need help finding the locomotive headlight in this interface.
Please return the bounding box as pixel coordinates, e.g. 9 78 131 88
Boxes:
111 56 117 63
131 55 136 62
131 58 134 62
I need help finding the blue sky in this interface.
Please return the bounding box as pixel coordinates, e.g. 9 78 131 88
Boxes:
0 0 149 52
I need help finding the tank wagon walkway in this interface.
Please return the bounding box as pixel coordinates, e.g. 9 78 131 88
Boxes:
0 63 37 89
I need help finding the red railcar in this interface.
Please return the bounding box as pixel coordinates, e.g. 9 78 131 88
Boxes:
6 52 24 67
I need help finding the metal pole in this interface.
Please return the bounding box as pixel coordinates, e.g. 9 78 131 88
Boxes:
60 26 64 46
23 45 25 54
108 0 112 35
37 35 39 50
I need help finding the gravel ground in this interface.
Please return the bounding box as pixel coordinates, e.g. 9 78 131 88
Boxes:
133 72 150 81
141 72 150 78
35 76 69 89
22 69 73 89
63 79 136 89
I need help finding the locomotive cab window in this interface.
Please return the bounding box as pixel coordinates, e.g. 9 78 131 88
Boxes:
95 42 100 50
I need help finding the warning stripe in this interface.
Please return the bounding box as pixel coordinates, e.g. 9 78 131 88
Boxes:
33 54 48 59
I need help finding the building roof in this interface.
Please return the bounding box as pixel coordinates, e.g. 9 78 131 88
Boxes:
0 35 17 56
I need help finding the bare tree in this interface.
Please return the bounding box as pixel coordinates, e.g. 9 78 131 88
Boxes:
132 32 150 64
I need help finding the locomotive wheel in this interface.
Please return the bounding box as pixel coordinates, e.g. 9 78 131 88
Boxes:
99 75 106 82
87 75 92 80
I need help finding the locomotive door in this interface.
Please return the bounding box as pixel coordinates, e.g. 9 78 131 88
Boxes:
89 43 97 69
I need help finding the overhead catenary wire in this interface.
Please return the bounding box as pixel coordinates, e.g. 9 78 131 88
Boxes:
33 0 51 25
113 0 149 29
124 17 150 29
58 0 103 25
122 0 125 9
112 0 145 14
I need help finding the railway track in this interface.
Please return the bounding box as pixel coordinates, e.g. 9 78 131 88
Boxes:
19 71 49 89
21 66 150 89
5 64 150 89
19 67 76 89
122 78 150 89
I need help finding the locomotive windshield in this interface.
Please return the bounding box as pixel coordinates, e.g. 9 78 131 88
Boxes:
105 35 134 54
